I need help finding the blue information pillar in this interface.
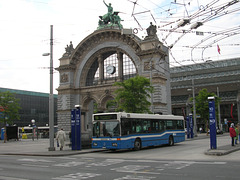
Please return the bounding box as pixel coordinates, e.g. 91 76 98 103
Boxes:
189 114 194 138
71 109 76 150
71 106 81 150
208 97 217 149
75 108 81 150
186 116 190 139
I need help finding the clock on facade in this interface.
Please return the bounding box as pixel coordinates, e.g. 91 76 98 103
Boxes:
106 65 116 74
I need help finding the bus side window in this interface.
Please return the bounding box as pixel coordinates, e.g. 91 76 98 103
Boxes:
143 120 151 132
121 119 132 135
161 121 165 131
177 120 184 129
136 120 142 133
151 120 157 132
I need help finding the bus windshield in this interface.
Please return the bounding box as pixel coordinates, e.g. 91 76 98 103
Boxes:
93 121 120 137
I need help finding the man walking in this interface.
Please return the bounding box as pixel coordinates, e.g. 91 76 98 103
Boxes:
56 128 66 151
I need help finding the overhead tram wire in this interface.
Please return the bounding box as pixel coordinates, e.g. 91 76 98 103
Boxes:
160 0 228 43
127 0 240 67
201 31 240 60
190 26 240 61
161 0 240 64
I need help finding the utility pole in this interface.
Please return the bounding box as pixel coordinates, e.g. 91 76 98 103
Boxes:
217 87 221 130
150 60 154 113
49 25 55 151
192 79 197 137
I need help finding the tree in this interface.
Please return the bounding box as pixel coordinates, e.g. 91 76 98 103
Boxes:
112 76 154 113
192 88 220 131
0 91 21 125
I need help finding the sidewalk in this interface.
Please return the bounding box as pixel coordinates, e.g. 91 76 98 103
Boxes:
186 133 240 156
0 134 239 156
0 139 105 156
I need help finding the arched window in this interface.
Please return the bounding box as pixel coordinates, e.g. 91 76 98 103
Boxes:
86 51 137 86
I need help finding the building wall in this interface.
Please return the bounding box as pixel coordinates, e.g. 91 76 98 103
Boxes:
57 28 170 146
0 88 57 127
170 58 240 130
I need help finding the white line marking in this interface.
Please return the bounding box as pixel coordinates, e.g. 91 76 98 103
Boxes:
0 176 29 180
21 164 49 168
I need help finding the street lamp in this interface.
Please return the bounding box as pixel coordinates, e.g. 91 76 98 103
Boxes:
42 25 55 151
187 78 197 137
31 119 35 141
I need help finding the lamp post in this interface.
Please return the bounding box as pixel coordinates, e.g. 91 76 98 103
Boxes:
43 25 55 151
31 119 35 141
187 78 197 137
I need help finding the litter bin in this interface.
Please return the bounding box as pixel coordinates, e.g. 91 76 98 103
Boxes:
1 128 5 140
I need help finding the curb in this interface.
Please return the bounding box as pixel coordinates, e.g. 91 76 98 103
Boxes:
0 149 107 157
204 146 240 156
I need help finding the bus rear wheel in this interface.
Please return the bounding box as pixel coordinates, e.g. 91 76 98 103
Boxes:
134 139 141 150
168 136 174 146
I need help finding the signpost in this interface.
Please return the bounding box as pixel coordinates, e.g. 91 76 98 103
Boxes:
189 114 194 138
208 97 217 149
71 105 81 150
186 116 190 139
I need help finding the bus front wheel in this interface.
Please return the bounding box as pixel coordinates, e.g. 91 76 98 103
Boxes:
168 136 174 146
134 139 141 150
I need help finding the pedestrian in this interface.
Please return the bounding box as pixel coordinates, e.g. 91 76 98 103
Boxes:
199 127 203 134
56 128 66 151
235 124 239 145
229 123 236 146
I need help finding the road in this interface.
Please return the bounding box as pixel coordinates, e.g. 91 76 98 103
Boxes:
0 135 240 180
0 154 239 180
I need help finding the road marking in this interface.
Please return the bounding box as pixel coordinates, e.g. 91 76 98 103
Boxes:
111 165 161 175
86 159 123 167
0 176 29 180
21 164 49 168
114 175 156 180
18 158 54 163
54 161 86 167
52 173 101 180
58 157 77 160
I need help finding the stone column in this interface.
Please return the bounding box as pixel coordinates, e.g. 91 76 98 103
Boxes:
98 54 104 84
117 51 123 81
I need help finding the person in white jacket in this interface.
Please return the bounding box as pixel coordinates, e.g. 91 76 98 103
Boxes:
56 128 66 150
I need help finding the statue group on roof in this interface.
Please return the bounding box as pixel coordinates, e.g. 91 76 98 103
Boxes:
98 0 123 29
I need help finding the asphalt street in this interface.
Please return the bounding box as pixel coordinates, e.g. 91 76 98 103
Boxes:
0 133 239 157
0 134 240 180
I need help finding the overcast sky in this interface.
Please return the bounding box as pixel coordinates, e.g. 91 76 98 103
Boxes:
0 0 239 94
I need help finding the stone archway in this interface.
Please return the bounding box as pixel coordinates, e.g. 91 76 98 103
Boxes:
57 28 170 146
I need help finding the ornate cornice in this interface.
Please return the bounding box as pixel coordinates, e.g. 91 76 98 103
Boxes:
56 64 76 71
70 29 141 65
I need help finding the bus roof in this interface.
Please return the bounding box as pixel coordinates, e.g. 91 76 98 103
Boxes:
93 112 184 120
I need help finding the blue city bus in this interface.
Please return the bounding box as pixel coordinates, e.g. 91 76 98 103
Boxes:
92 112 185 150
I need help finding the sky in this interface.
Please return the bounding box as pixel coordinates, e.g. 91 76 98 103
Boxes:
0 0 239 94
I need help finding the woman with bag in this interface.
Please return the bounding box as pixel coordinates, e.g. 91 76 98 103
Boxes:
229 123 236 146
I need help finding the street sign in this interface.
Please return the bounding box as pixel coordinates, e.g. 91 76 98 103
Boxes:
208 97 217 149
71 108 81 150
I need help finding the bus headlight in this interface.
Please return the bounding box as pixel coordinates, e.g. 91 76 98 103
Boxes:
93 143 98 146
112 143 118 147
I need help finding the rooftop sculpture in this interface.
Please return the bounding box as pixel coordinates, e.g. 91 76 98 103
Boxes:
98 0 123 29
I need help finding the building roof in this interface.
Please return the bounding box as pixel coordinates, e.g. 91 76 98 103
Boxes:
0 87 57 98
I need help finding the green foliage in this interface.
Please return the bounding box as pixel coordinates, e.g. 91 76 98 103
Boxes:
93 102 98 114
192 88 220 128
106 100 117 112
0 91 21 125
112 76 154 113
